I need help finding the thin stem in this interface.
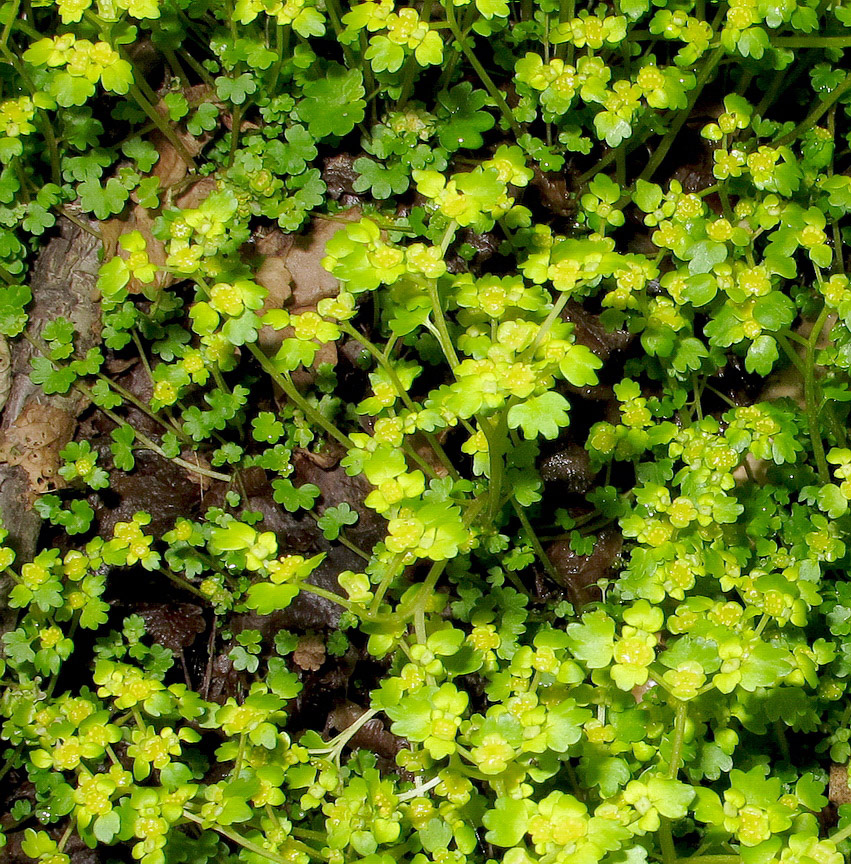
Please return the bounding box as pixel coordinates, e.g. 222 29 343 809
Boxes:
658 819 677 864
481 415 506 522
667 699 688 779
338 321 459 479
398 0 434 107
300 581 356 614
128 83 198 170
422 278 460 368
162 46 189 85
829 820 851 846
775 75 851 148
76 382 233 482
443 1 522 137
58 207 101 239
247 344 352 449
0 0 22 48
159 566 209 600
512 498 561 585
640 46 723 181
773 35 851 47
0 47 62 184
525 291 571 359
673 859 741 864
228 105 244 168
182 812 328 863
804 305 831 482
324 0 357 69
370 552 406 616
95 372 190 442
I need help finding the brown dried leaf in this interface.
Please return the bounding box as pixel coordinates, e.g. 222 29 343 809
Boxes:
561 300 633 361
0 336 10 417
830 763 851 805
322 154 360 200
136 603 206 652
539 444 596 493
102 88 218 294
0 401 75 495
279 210 362 309
293 633 326 671
547 528 623 608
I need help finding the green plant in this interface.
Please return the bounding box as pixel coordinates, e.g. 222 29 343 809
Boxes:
2 2 851 864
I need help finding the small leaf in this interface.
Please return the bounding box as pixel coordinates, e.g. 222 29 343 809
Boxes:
245 583 299 615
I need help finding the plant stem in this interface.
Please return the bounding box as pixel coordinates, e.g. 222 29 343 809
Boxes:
0 0 21 49
640 46 723 181
667 699 688 779
95 372 191 442
159 566 209 600
443 1 522 137
398 0 434 107
775 74 851 148
228 105 244 168
829 820 851 845
423 278 460 369
804 304 831 482
0 47 62 184
658 818 677 864
182 811 328 863
773 35 851 47
247 344 352 450
673 857 741 864
338 321 459 479
512 497 561 584
128 83 198 170
76 383 233 482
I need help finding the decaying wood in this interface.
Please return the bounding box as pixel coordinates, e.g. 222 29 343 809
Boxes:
0 217 101 632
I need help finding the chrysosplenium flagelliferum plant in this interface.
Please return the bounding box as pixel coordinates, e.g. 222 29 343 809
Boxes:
4 0 851 863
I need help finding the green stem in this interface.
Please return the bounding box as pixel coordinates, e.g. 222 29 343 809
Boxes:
773 35 851 47
161 46 189 85
422 278 460 369
804 310 831 483
512 498 561 584
525 291 571 359
228 105 244 168
247 344 352 450
128 84 198 171
667 699 688 779
640 46 723 181
829 820 851 846
159 566 209 601
95 372 191 442
673 857 741 864
554 0 574 59
269 24 289 94
398 0 434 107
0 0 21 50
775 75 851 148
323 0 358 70
0 47 61 184
182 812 328 862
773 719 791 763
658 819 677 864
299 582 357 613
58 206 100 238
370 552 406 616
338 321 459 480
75 382 233 482
480 415 506 522
178 48 216 87
443 1 522 137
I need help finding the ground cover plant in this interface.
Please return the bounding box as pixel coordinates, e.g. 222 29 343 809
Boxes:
4 0 851 862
